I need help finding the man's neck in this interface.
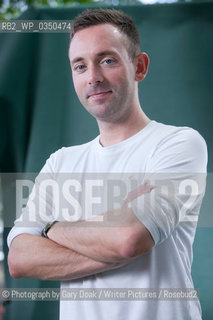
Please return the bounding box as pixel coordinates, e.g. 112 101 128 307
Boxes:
98 108 150 147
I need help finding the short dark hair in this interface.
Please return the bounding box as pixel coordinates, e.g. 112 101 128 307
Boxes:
70 9 141 60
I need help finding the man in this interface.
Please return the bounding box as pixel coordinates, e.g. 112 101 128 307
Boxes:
7 9 207 320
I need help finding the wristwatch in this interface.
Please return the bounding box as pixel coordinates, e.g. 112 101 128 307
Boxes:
41 221 58 238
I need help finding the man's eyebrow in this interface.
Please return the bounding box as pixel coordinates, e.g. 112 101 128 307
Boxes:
71 51 118 65
96 50 118 57
71 57 84 65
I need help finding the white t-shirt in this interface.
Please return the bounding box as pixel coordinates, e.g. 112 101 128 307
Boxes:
7 121 208 320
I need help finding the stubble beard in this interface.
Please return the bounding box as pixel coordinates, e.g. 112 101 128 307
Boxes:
81 85 133 124
84 97 131 124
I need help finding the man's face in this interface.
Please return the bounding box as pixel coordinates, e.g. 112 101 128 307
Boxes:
69 24 138 124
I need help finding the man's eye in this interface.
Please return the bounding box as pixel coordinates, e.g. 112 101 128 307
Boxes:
103 59 113 65
75 65 85 71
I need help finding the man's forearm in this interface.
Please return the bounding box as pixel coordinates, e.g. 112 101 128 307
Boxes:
8 234 125 281
47 183 154 263
47 206 154 263
47 208 130 263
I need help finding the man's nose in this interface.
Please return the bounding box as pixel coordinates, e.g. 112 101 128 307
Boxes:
88 64 104 85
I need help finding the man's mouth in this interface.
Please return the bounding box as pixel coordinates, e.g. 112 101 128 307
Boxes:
87 90 112 99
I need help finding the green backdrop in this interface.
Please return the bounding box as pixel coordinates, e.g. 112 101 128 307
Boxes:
0 2 212 319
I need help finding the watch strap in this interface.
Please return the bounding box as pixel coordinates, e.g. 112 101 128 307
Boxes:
41 220 58 238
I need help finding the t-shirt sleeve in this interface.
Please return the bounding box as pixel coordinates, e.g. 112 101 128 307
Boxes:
7 150 62 248
129 128 208 245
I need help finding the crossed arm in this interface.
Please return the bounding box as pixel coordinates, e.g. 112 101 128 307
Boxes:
8 187 154 281
47 207 154 263
8 233 126 281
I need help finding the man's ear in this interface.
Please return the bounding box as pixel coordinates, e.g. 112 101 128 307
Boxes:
134 52 149 82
